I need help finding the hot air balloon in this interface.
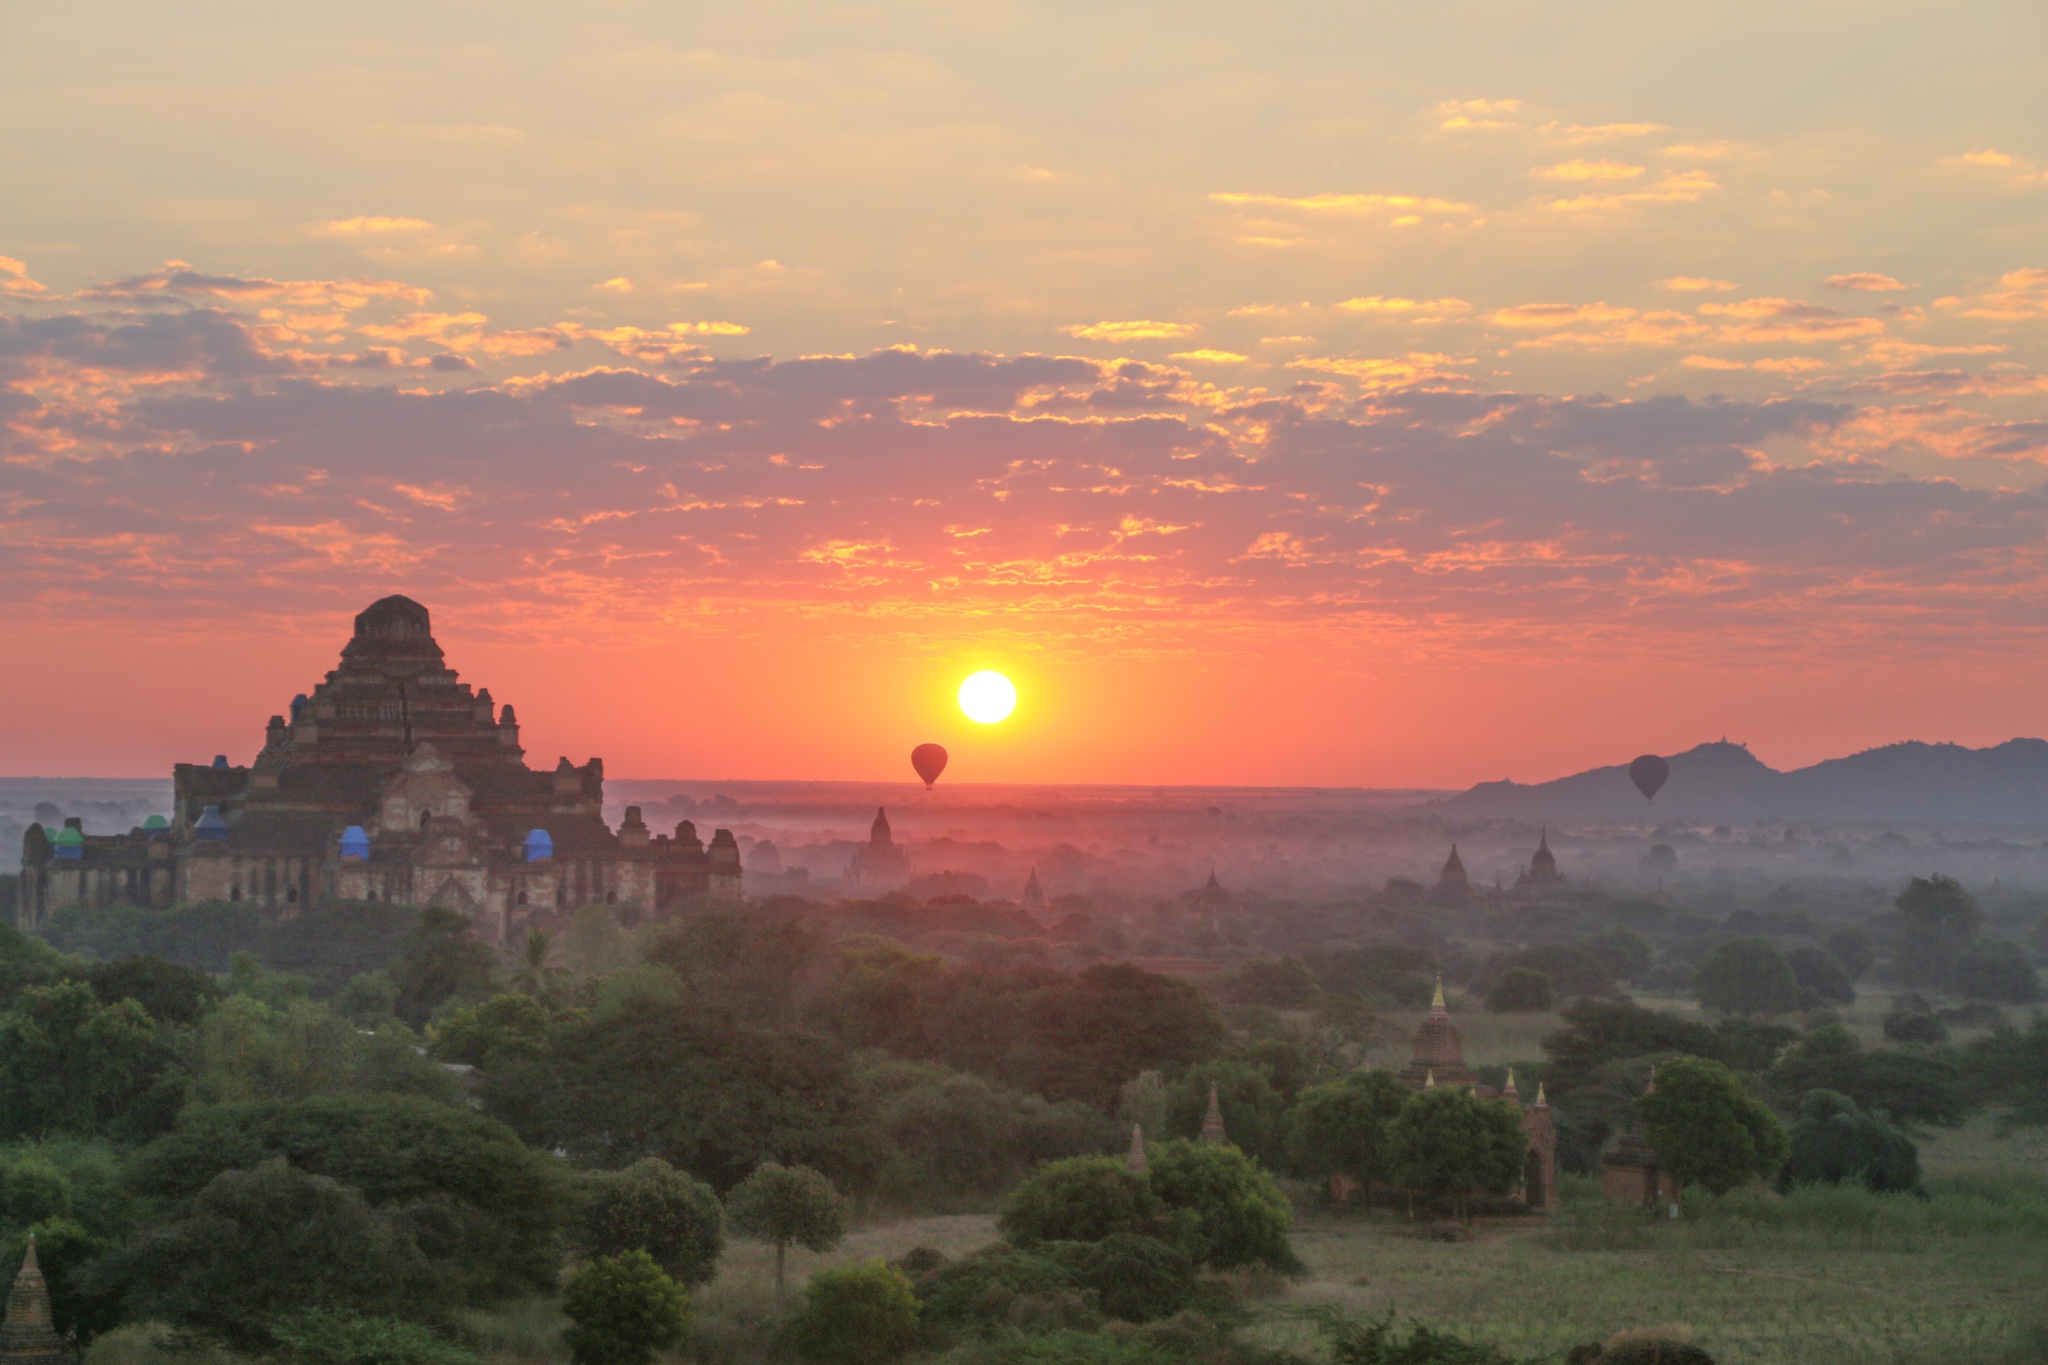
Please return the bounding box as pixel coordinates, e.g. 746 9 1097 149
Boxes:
1629 753 1670 802
911 743 949 789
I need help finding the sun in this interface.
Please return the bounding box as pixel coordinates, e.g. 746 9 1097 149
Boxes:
958 670 1017 724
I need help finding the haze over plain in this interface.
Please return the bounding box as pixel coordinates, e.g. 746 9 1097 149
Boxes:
4 0 2048 783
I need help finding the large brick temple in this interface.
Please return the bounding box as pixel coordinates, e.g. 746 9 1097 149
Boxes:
14 596 740 940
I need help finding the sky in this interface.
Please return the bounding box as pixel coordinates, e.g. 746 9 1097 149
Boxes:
4 0 2048 786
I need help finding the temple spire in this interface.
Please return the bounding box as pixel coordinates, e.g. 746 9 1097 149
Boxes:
1127 1123 1149 1176
1199 1083 1227 1143
1424 1068 1436 1089
1 1233 66 1365
1431 976 1446 1011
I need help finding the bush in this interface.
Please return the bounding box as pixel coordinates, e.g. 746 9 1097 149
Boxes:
1045 1233 1195 1322
913 1243 1074 1331
1883 1009 1948 1045
998 1155 1157 1248
1692 939 1798 1016
788 1261 920 1365
271 1310 482 1365
1484 969 1554 1013
569 1158 723 1287
1780 1089 1919 1194
1145 1138 1297 1272
1313 1307 1537 1364
561 1251 690 1365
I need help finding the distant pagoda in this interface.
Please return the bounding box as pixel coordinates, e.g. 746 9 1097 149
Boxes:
1 1237 67 1365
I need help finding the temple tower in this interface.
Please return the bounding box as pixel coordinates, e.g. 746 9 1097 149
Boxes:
0 1237 66 1365
1199 1083 1227 1144
1400 978 1474 1086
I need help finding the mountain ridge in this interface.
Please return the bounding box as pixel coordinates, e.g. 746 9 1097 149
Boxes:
1439 737 2048 825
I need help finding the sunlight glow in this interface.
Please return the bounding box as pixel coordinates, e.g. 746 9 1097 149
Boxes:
958 670 1017 724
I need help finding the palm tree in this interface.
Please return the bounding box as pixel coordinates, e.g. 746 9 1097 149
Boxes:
508 926 567 1002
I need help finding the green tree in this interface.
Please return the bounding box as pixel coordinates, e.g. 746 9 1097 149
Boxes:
0 981 168 1140
725 1162 845 1296
258 902 419 998
561 1251 691 1365
997 1155 1157 1250
1779 1089 1919 1194
109 1159 437 1354
787 1261 919 1365
1582 928 1654 986
506 928 570 1004
1145 1138 1298 1271
390 907 496 1029
1164 1061 1288 1165
271 1309 481 1365
1284 1070 1411 1188
1692 939 1799 1016
1895 876 1983 991
1965 1014 2048 1126
1385 1088 1526 1220
1484 969 1555 1013
569 1158 723 1287
1955 938 2041 1003
1011 964 1229 1109
87 955 224 1026
1232 957 1319 1009
1823 929 1874 983
431 993 553 1069
1786 947 1855 1007
1045 1233 1195 1323
1636 1056 1788 1195
127 1094 564 1303
1768 1024 1972 1126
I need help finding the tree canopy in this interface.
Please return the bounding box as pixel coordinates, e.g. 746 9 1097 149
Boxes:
1636 1057 1788 1195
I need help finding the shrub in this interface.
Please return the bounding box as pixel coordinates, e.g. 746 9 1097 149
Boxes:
913 1243 1074 1331
998 1155 1158 1248
1779 1089 1919 1194
1044 1233 1195 1322
1313 1307 1537 1364
560 1251 690 1365
569 1158 723 1287
1484 969 1554 1013
271 1310 482 1365
1145 1138 1298 1272
788 1261 920 1365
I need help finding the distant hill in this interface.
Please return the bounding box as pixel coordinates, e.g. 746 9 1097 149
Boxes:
1439 738 2048 825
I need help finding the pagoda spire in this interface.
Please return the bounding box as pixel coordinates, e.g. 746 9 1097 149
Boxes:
1127 1123 1149 1176
1430 976 1447 1011
1424 1068 1436 1089
1 1234 66 1365
1199 1083 1227 1143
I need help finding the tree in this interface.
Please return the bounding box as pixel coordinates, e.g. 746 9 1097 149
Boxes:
431 993 553 1069
109 1159 438 1354
1768 1024 1973 1126
390 907 496 1029
1163 1061 1289 1165
787 1261 919 1365
127 1094 564 1304
1493 944 1613 999
1582 928 1654 986
1284 1070 1411 1188
1044 1233 1195 1323
1692 939 1799 1016
998 1155 1157 1249
1011 964 1229 1108
1965 1014 2048 1127
1636 1056 1788 1195
1384 1089 1526 1220
87 955 224 1025
506 928 569 1005
725 1163 845 1296
1232 957 1319 1009
561 1251 691 1365
1824 929 1874 983
1484 969 1555 1013
569 1158 724 1287
1785 947 1855 1008
1955 938 2041 1004
1145 1138 1298 1271
488 995 862 1191
0 981 169 1140
1779 1089 1919 1194
1894 876 1983 991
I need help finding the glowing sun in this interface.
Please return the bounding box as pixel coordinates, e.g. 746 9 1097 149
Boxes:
958 670 1018 724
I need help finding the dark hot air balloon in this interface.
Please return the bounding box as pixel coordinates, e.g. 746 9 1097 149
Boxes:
911 743 949 789
1629 753 1670 802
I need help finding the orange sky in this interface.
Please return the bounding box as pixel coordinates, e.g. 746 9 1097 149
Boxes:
4 2 2048 785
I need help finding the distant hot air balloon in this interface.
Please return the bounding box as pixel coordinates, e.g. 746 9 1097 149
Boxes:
1629 753 1671 802
911 743 949 789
